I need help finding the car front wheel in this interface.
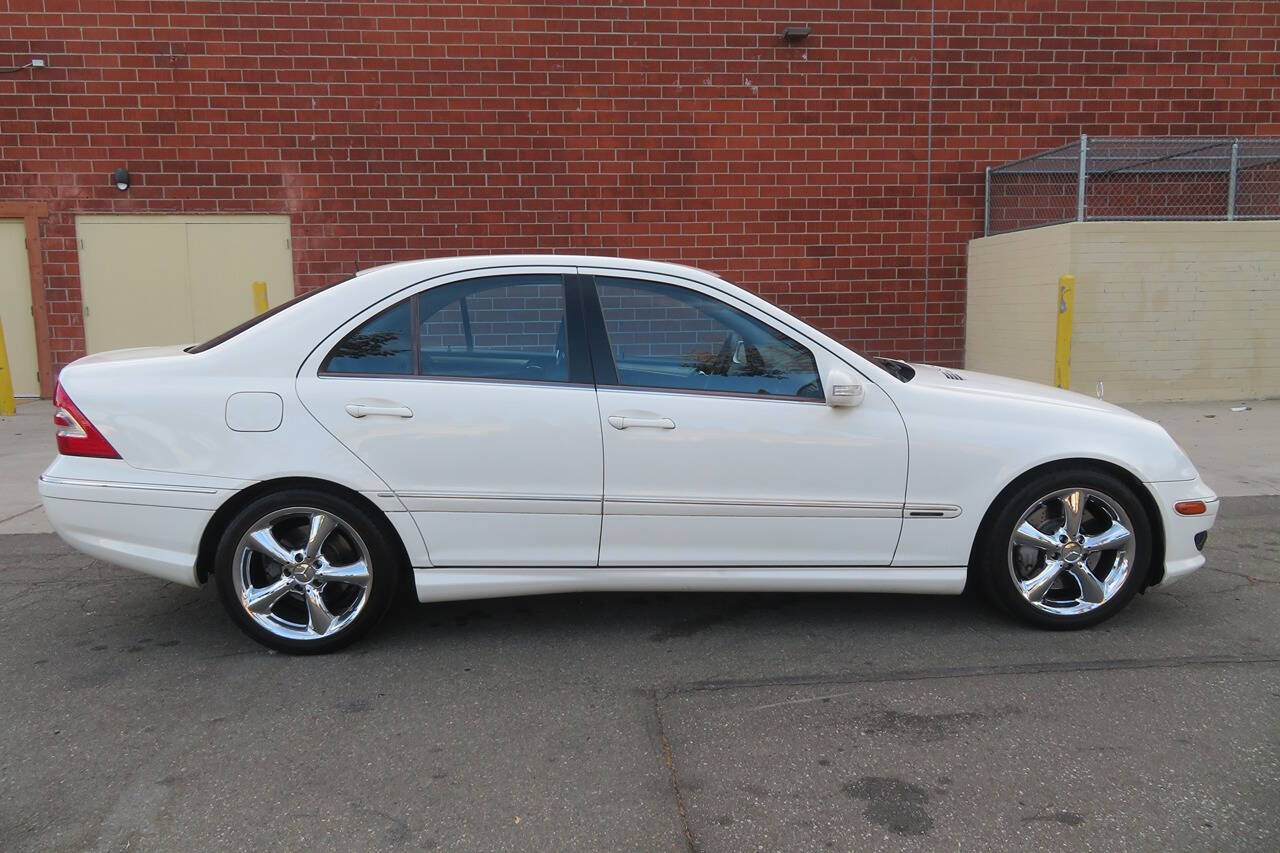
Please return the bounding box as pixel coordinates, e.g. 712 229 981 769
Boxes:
213 489 400 653
976 469 1154 629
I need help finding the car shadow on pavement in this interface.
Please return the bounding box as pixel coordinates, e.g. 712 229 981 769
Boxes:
372 586 1002 654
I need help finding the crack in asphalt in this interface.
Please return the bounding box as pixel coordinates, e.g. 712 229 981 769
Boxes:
0 505 41 525
672 653 1280 697
1206 565 1280 584
654 700 700 853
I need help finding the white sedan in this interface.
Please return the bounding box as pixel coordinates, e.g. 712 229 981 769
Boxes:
39 255 1218 652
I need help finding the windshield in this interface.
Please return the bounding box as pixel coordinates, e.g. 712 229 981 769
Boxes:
186 279 350 353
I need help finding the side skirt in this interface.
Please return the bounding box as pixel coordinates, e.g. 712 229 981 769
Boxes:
412 566 967 603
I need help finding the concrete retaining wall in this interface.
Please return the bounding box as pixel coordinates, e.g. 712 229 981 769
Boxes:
966 221 1280 402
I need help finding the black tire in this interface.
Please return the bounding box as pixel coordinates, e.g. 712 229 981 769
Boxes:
213 488 401 653
974 468 1154 630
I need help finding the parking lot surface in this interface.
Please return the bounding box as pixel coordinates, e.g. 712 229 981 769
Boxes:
1 496 1276 851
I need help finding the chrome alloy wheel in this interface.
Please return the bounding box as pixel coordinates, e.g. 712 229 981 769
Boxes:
232 506 373 641
1007 488 1136 616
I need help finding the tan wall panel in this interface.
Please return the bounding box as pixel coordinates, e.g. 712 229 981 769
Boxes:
77 220 192 354
186 219 294 341
966 221 1280 403
964 226 1070 385
76 215 295 353
1069 221 1280 403
0 219 39 396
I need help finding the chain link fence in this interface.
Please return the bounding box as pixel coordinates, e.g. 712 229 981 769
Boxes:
984 136 1280 236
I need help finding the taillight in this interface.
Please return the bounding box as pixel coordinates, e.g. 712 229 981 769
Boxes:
53 382 121 459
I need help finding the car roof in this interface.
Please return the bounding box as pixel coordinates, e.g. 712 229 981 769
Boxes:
352 254 721 280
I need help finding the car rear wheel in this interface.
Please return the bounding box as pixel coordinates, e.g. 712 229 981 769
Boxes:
213 489 399 653
976 469 1153 629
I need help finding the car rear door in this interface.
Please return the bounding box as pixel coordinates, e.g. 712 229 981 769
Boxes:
580 269 909 567
296 269 604 566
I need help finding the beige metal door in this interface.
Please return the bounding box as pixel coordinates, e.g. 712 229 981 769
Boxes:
76 215 294 353
0 220 39 397
78 219 189 353
187 220 294 340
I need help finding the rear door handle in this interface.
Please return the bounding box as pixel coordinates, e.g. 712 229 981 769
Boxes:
607 415 675 430
345 402 414 419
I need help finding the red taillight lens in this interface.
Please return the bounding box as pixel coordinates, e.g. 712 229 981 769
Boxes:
53 382 121 459
1174 500 1207 516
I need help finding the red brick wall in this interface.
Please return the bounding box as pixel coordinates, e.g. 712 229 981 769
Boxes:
2 0 1278 376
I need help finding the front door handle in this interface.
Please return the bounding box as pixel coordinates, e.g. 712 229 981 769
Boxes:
345 402 414 419
607 415 675 430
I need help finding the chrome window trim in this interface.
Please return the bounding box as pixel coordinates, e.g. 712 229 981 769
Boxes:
315 372 821 403
297 261 895 392
595 384 827 406
316 372 596 391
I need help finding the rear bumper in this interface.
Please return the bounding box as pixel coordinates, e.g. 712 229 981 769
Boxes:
1146 477 1219 586
38 458 241 588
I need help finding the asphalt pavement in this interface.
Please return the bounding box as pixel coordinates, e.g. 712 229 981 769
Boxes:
0 496 1276 851
1 397 1277 850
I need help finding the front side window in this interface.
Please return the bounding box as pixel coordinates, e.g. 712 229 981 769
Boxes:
595 277 823 400
321 275 570 383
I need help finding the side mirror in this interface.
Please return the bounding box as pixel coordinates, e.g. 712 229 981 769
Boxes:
826 368 865 408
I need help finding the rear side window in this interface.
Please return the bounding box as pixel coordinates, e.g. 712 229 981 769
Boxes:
320 274 570 383
321 300 414 375
417 275 568 383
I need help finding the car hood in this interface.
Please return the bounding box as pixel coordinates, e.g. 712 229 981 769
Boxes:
902 363 1142 419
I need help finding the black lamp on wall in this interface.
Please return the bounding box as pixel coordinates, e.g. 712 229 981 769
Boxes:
111 167 131 191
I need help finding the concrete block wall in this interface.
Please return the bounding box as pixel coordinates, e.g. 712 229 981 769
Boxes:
964 226 1072 387
966 221 1280 403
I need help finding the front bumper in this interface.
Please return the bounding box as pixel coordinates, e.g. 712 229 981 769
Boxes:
1146 477 1219 586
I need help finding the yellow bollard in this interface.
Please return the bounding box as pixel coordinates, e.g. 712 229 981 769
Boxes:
1053 274 1075 390
0 316 16 417
252 280 269 315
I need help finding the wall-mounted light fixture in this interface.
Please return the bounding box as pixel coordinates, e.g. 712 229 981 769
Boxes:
781 25 811 42
111 167 131 191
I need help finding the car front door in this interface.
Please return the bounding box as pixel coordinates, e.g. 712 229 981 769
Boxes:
296 269 604 566
581 270 908 567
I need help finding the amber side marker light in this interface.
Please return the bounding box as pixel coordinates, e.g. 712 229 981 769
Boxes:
1174 500 1207 516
